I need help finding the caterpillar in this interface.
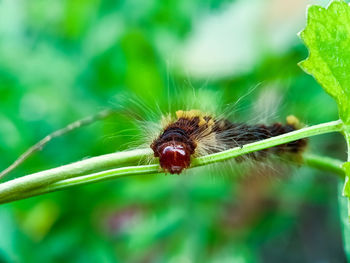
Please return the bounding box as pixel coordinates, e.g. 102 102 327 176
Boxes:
150 110 307 174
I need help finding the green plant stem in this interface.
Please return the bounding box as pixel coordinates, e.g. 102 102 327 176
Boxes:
2 164 160 204
345 131 350 162
304 154 345 179
0 119 344 204
0 153 345 204
0 109 117 180
0 148 152 197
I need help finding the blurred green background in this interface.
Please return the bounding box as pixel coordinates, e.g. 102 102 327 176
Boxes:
0 0 348 262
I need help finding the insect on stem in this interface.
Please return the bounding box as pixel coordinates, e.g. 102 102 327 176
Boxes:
151 110 308 174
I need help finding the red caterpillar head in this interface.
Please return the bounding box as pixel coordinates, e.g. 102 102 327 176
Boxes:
151 110 212 174
154 141 192 174
151 127 196 174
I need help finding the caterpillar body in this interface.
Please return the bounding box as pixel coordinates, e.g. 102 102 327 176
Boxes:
150 110 307 174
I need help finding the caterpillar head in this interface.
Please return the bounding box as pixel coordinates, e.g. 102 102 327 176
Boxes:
151 127 196 174
154 142 192 174
151 110 211 174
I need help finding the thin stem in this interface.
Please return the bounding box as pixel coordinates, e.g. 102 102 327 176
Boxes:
0 119 344 204
0 148 152 198
0 109 117 180
342 127 350 209
303 153 345 179
1 164 160 204
345 131 350 162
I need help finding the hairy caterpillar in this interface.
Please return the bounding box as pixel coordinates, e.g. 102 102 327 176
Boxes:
0 89 306 180
151 110 307 174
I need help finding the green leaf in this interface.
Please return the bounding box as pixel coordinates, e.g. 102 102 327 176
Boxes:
299 0 350 252
299 0 350 124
